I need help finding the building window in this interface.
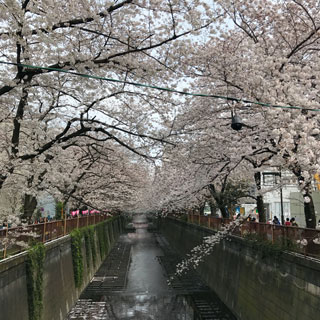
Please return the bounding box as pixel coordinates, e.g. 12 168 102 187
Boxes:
263 172 280 186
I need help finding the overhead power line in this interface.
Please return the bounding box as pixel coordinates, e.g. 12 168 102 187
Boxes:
1 60 320 112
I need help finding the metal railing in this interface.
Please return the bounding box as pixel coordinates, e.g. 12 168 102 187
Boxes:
187 214 320 258
0 214 112 259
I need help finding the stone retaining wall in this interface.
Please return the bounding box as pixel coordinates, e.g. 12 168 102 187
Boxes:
0 217 123 320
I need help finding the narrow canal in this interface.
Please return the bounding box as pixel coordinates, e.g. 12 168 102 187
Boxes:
66 214 236 319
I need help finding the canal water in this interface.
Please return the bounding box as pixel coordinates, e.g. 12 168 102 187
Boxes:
66 215 236 319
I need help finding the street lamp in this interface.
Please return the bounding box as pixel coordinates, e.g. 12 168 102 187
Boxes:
231 111 243 131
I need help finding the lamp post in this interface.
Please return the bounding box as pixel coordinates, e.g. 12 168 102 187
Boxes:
262 170 284 224
279 168 284 225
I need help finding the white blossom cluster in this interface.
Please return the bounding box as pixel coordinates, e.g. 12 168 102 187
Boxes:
296 239 308 247
173 218 243 277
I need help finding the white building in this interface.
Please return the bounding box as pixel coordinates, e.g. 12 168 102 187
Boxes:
242 169 320 227
261 170 299 222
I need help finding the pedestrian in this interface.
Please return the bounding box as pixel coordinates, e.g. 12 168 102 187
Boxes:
285 218 291 226
290 217 298 227
316 219 320 230
272 216 280 225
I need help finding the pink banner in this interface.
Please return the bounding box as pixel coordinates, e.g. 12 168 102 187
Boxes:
71 210 79 216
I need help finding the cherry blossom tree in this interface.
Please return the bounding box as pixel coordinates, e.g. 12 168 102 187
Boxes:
53 142 151 213
142 123 253 216
175 0 320 227
3 0 320 231
0 0 223 219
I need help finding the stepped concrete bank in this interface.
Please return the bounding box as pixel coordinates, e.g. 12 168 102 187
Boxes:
160 217 320 320
0 217 123 320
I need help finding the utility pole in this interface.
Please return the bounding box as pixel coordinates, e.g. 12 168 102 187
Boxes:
279 168 284 225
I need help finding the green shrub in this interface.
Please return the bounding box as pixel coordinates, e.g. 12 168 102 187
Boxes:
55 201 66 220
96 222 108 259
70 229 83 288
243 233 283 259
180 214 188 222
26 242 46 320
88 226 96 267
70 218 116 287
83 228 91 268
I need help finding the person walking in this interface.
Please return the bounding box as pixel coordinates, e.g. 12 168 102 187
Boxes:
285 218 291 226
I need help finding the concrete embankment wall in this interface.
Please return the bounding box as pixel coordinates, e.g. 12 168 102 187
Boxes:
160 218 320 320
0 217 123 320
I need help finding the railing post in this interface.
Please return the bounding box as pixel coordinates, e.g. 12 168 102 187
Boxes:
3 226 8 259
64 213 67 236
198 214 200 225
77 214 80 229
42 219 46 243
208 216 211 229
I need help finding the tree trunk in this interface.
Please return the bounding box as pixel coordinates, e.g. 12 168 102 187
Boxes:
199 204 205 215
21 194 37 222
289 165 317 229
256 195 266 223
0 174 6 190
304 192 316 228
208 184 226 218
209 203 216 217
217 201 228 218
254 172 266 223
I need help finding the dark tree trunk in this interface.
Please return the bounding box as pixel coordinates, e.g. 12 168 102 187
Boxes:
21 194 37 221
290 164 317 229
219 203 229 218
0 174 6 190
11 88 28 156
254 172 266 223
208 184 228 218
304 192 316 228
209 203 216 217
256 195 266 223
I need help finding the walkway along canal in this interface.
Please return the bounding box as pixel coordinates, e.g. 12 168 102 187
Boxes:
66 214 236 319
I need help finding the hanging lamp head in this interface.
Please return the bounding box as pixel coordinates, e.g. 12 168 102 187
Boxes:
231 111 243 131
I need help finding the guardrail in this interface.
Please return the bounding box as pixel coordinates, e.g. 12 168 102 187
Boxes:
0 214 112 259
187 214 320 258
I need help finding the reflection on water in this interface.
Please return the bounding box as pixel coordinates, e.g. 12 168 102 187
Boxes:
126 228 169 295
68 294 193 320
